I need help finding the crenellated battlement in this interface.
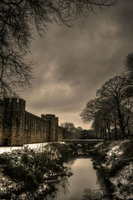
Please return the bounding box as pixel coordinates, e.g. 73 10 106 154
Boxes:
41 114 56 119
0 98 26 146
0 98 25 105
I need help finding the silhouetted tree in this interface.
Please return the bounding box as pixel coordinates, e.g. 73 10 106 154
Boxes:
81 75 133 139
80 129 95 139
125 53 133 80
80 98 101 122
61 122 74 130
0 47 32 97
97 76 133 138
0 0 116 97
81 97 115 139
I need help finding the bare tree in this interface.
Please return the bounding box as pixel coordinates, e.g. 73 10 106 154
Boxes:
80 98 101 123
0 0 116 97
0 46 32 97
81 97 115 139
97 76 133 138
61 122 75 130
125 53 133 80
81 75 133 139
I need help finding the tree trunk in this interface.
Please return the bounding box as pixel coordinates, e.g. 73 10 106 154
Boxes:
114 121 118 140
116 97 126 138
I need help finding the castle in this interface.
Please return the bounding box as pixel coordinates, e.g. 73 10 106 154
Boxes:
0 98 65 146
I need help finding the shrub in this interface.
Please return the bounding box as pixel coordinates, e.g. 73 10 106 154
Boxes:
0 143 70 194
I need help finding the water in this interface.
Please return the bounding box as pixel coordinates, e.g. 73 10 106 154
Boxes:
47 158 106 200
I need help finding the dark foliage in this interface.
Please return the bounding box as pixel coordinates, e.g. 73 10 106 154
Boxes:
125 53 133 79
81 75 133 139
0 144 70 195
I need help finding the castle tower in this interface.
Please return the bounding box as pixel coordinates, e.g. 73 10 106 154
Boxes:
41 114 58 142
0 98 25 146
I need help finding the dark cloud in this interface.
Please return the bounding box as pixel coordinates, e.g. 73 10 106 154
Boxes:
22 0 133 129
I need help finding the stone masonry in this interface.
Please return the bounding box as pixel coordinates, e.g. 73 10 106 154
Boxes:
0 98 64 146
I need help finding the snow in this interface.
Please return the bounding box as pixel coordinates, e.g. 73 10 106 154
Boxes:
110 163 133 200
0 142 48 154
107 145 123 157
97 139 133 200
0 146 22 154
94 142 103 148
0 172 22 193
0 142 69 199
103 141 130 169
24 142 48 149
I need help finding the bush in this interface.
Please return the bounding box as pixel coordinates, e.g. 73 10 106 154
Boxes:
0 153 11 165
109 159 129 177
50 143 70 163
92 142 110 164
4 164 39 190
0 143 70 193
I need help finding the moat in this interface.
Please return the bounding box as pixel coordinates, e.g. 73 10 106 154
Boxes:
47 158 106 200
0 143 108 200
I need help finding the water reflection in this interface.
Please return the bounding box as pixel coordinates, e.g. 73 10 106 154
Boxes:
82 189 108 200
47 158 107 200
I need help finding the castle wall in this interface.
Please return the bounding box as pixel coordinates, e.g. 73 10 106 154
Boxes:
0 98 62 146
0 98 25 146
23 112 49 144
58 126 64 140
0 100 5 145
41 114 59 142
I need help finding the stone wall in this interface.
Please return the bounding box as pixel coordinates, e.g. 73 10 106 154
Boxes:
0 98 25 146
41 114 58 142
23 112 49 144
58 126 65 140
0 98 64 146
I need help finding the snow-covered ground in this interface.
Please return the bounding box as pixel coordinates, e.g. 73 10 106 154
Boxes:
0 142 48 154
110 162 133 200
93 139 133 200
0 141 66 154
0 142 70 200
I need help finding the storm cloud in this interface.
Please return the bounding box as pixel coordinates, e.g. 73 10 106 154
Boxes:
22 0 133 129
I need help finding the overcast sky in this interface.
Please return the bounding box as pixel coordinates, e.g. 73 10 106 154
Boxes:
22 0 133 129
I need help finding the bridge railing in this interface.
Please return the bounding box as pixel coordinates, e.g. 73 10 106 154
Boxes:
61 139 104 143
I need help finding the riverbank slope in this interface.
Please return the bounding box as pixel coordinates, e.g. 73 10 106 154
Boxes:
0 143 71 200
92 139 133 200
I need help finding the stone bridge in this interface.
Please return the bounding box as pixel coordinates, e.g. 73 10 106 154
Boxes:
63 139 104 144
62 139 104 156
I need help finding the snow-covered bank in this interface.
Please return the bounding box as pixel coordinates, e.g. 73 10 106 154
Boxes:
0 143 71 200
0 142 49 154
92 139 133 200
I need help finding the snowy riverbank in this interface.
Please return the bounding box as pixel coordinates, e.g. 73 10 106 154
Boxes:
92 139 133 200
0 143 71 200
0 142 53 154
